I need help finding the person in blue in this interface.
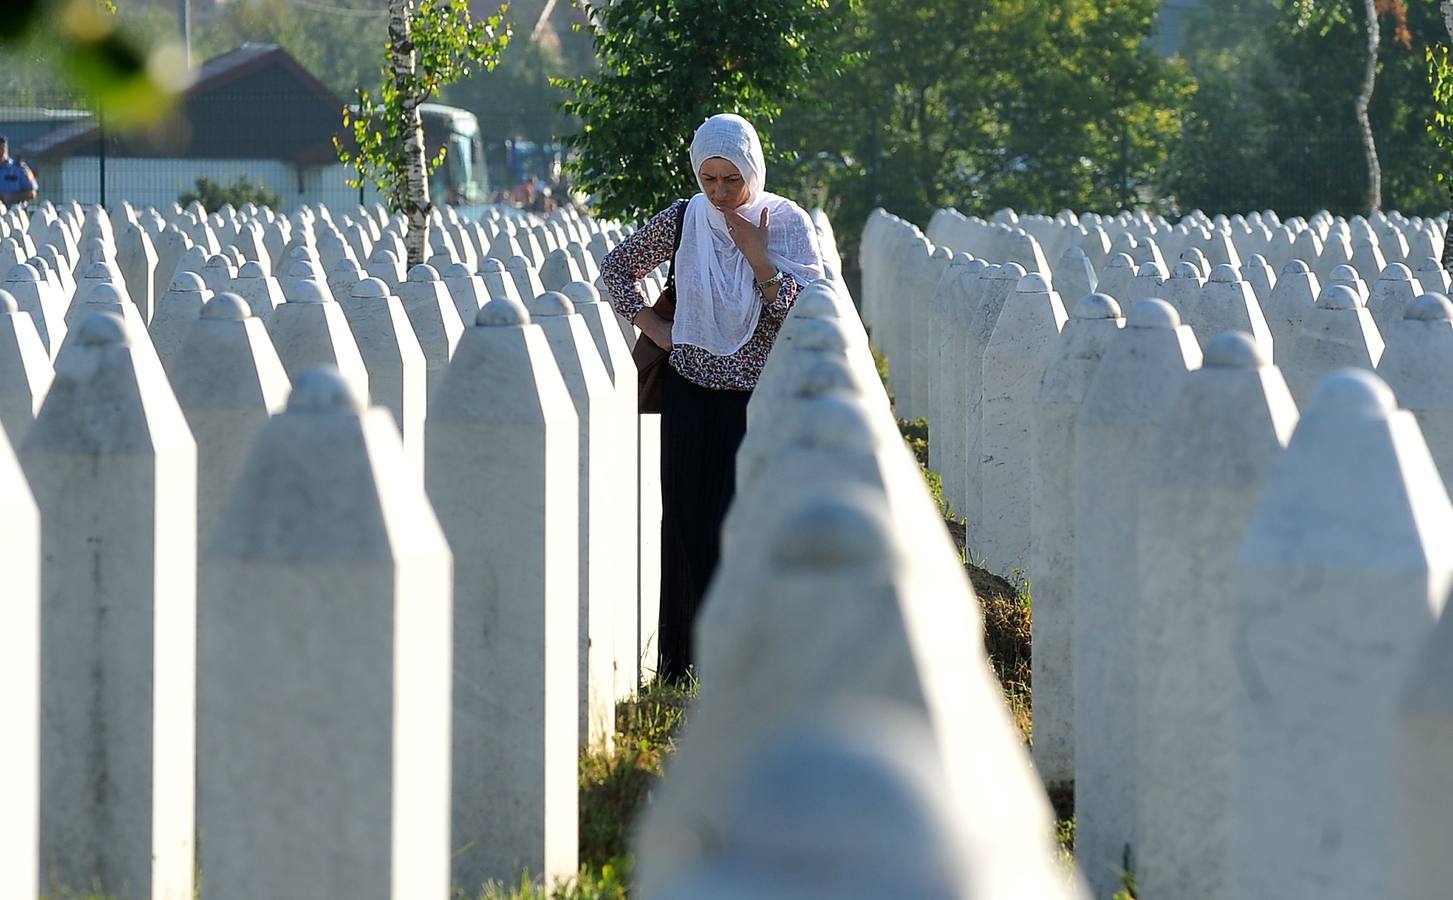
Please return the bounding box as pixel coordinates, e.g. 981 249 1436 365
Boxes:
0 137 38 205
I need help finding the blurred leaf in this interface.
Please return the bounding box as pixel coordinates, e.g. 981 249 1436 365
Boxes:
56 31 180 126
0 0 44 42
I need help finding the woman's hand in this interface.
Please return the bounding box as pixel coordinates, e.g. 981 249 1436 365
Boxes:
727 207 772 270
635 306 673 350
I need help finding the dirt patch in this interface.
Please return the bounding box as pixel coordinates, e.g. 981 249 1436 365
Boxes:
968 559 1033 741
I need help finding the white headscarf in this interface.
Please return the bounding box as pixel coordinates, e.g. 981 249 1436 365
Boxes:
672 114 825 356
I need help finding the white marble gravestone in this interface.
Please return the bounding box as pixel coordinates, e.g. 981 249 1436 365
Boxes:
527 290 621 751
1135 332 1296 900
170 292 290 544
977 273 1067 574
0 424 39 900
198 367 452 900
397 263 464 398
148 270 214 372
1377 293 1453 487
266 278 370 398
1282 283 1384 407
1231 369 1453 900
425 298 580 889
21 312 196 900
116 221 158 323
0 290 53 445
1073 298 1201 896
1029 293 1123 791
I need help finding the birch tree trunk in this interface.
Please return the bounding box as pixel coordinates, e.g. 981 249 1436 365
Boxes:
1443 3 1453 276
1444 183 1453 275
1356 0 1382 213
389 0 430 268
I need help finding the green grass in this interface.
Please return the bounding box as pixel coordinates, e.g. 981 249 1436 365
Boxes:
476 676 698 899
477 863 630 900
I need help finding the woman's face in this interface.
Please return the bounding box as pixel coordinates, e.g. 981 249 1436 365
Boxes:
699 157 750 211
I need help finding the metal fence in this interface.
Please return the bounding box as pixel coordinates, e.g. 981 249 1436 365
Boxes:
0 86 382 212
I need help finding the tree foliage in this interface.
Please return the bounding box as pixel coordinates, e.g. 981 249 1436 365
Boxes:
178 175 282 212
1170 0 1433 217
1431 45 1453 181
447 34 590 176
335 0 510 215
772 0 1190 262
555 0 856 222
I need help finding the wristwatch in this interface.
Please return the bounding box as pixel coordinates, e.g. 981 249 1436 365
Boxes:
755 270 782 292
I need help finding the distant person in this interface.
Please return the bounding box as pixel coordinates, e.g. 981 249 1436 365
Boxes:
512 175 538 207
0 136 37 205
600 113 825 682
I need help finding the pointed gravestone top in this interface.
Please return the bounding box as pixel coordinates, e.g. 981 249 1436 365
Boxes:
201 291 250 321
1209 263 1240 284
406 263 439 283
1240 366 1448 567
526 291 575 317
171 270 206 292
1203 329 1269 368
1126 296 1181 330
287 365 365 415
1328 263 1369 299
1172 260 1203 281
350 276 391 300
85 281 126 307
791 285 841 320
476 297 530 327
769 489 896 570
1367 262 1422 333
1318 283 1362 310
6 261 38 283
560 281 601 309
1073 292 1122 320
1018 272 1050 294
285 279 330 304
1406 292 1453 322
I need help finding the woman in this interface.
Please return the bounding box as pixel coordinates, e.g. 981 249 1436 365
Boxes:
601 113 825 682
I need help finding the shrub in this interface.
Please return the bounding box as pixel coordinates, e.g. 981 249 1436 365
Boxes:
178 175 282 213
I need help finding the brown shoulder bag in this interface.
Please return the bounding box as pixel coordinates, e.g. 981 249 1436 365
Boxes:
632 200 687 414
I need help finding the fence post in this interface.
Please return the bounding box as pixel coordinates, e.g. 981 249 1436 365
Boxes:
97 103 106 210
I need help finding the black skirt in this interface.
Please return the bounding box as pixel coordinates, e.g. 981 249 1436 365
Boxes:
657 364 752 683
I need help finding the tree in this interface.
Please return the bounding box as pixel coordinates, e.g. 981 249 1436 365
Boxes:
555 0 856 222
1276 0 1408 212
1427 13 1453 269
337 0 510 266
1172 0 1432 218
179 175 282 211
194 0 383 96
771 0 1190 268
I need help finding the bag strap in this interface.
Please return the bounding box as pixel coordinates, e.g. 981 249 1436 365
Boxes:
665 198 687 291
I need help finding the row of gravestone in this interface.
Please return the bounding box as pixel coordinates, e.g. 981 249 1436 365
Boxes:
0 202 660 732
862 207 1453 900
926 205 1445 295
0 197 637 345
0 197 696 899
620 278 1087 899
864 208 1453 572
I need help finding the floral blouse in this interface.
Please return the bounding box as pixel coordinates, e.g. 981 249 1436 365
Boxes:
600 199 800 392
